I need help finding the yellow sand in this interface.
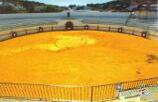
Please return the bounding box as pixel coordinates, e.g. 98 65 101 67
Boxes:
0 30 158 85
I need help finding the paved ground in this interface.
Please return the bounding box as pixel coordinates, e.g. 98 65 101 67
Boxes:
120 86 158 102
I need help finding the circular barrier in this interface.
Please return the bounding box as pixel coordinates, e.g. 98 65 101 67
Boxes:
0 24 157 42
0 24 158 101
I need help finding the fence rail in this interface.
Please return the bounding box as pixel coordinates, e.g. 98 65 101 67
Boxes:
0 24 158 101
0 77 158 101
0 24 157 42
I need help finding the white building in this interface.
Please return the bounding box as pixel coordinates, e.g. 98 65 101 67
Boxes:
0 1 3 5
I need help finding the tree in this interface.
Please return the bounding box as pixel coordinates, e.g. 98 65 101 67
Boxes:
69 4 76 9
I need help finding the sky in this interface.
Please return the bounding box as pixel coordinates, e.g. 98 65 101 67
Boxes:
29 0 111 6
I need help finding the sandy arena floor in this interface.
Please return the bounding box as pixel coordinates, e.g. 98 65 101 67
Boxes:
0 30 158 85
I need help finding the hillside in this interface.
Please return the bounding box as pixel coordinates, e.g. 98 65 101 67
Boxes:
0 0 64 13
87 0 157 12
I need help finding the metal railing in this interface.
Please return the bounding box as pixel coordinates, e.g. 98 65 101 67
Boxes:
0 77 158 101
0 83 115 101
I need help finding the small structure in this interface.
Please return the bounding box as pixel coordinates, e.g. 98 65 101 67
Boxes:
65 21 74 30
38 27 44 32
67 12 71 18
118 27 123 33
11 31 17 37
84 25 89 30
141 31 148 38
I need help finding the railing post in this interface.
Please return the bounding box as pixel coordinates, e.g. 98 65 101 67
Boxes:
132 30 135 35
51 26 54 31
25 29 28 34
97 26 99 30
90 86 94 102
109 26 111 31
